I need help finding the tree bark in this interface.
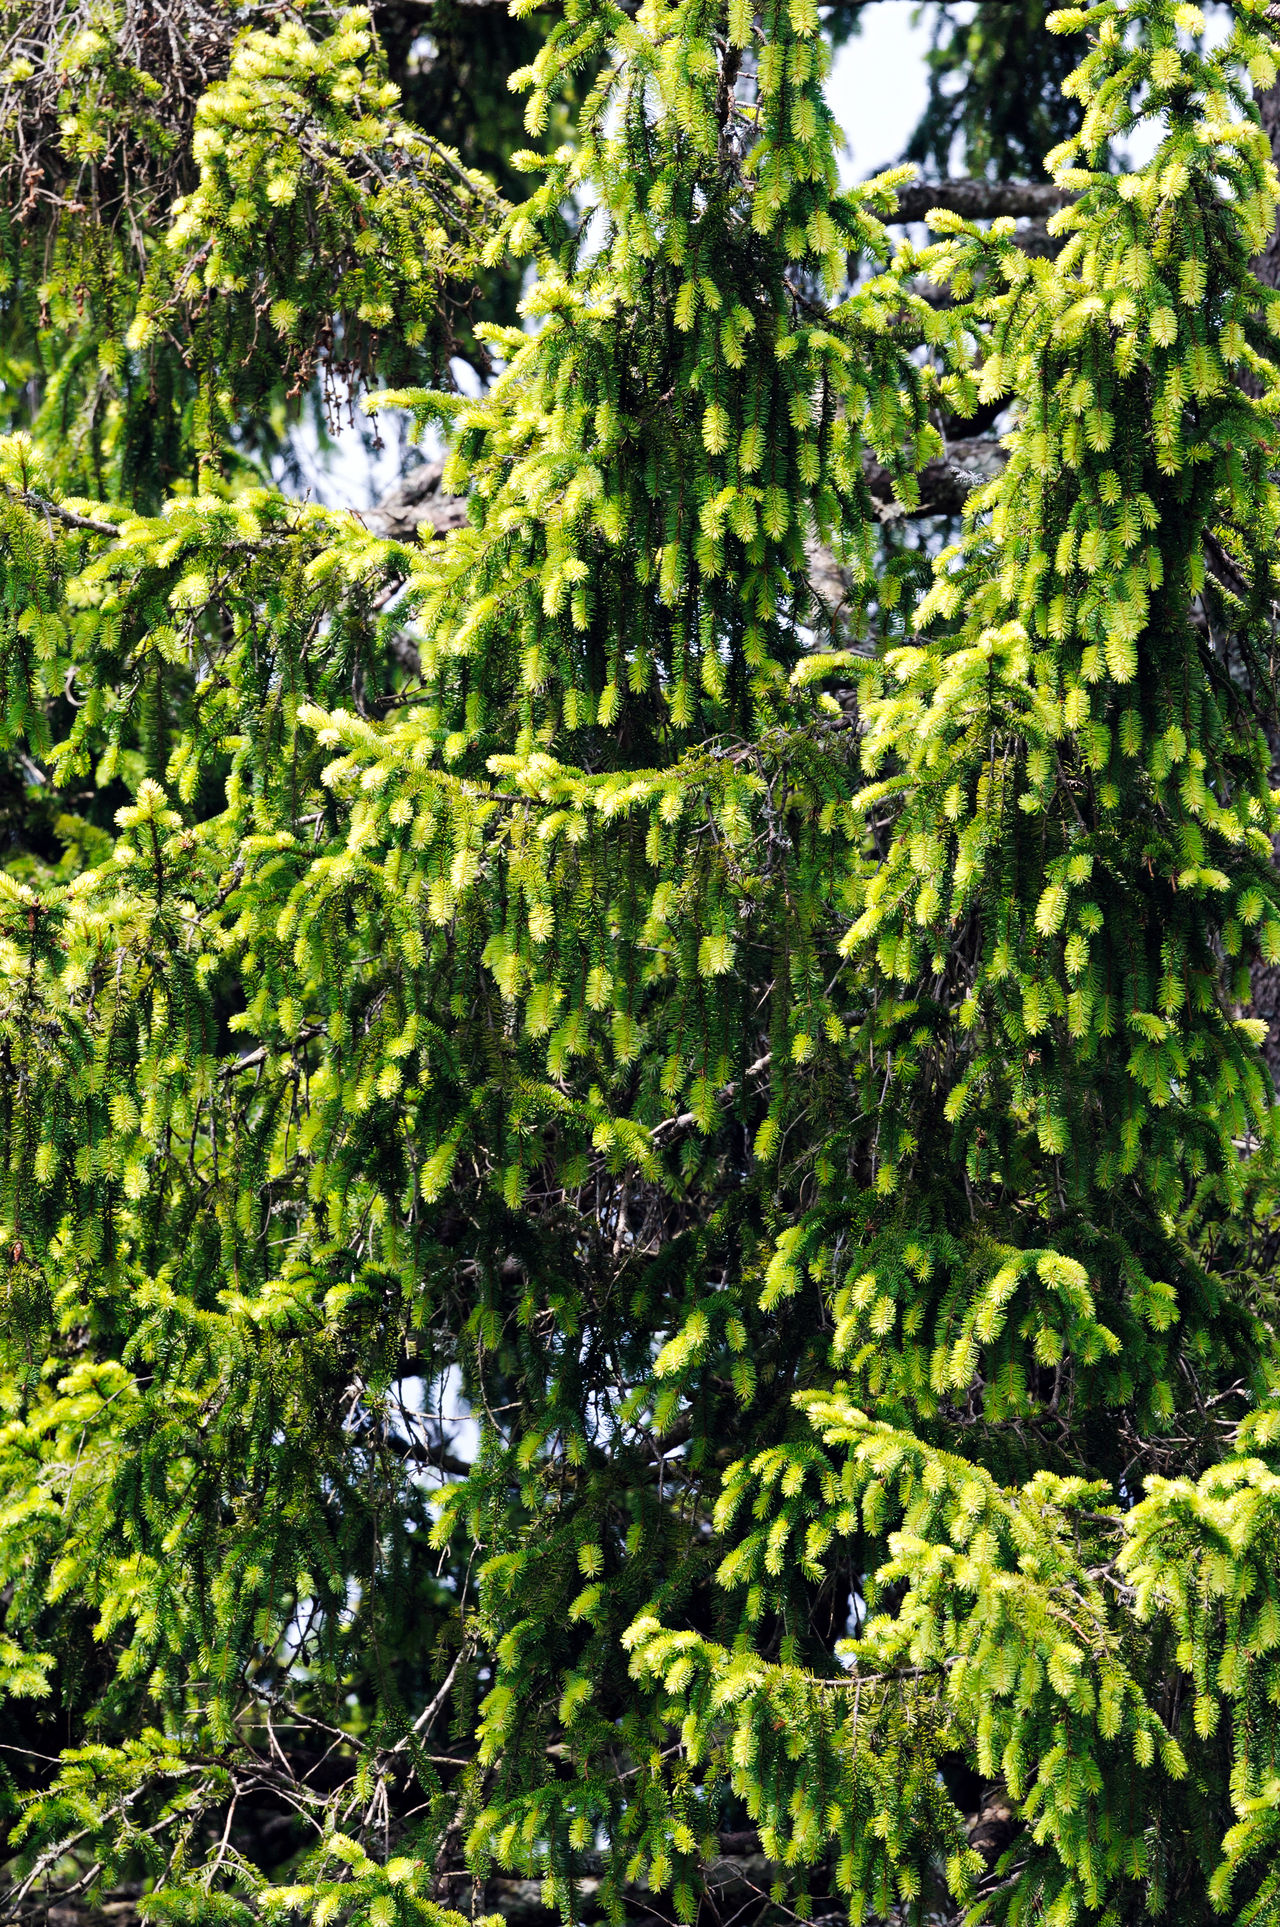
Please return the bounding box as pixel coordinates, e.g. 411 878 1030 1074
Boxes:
892 179 1075 224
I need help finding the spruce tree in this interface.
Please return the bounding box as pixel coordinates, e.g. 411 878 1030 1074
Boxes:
4 3 1280 1927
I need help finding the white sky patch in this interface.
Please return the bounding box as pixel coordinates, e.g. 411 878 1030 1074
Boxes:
828 0 943 186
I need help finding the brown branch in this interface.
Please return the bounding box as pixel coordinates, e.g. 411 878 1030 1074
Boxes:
891 179 1077 225
364 434 1006 661
5 489 120 538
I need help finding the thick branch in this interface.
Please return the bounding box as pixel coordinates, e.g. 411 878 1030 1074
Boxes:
866 436 1005 520
365 461 471 542
4 489 120 538
891 179 1076 225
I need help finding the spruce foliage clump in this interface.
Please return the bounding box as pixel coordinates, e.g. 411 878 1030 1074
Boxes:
5 3 1280 1926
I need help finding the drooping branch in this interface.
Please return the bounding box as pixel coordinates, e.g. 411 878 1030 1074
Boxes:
368 439 1008 547
1253 80 1280 290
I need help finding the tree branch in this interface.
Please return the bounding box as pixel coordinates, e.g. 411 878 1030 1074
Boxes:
367 437 1007 658
4 488 120 538
369 441 1007 553
891 179 1076 225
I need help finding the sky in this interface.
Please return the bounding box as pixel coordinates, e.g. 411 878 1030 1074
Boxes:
827 0 943 183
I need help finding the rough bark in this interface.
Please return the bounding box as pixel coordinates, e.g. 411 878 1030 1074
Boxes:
891 178 1076 225
366 459 471 542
